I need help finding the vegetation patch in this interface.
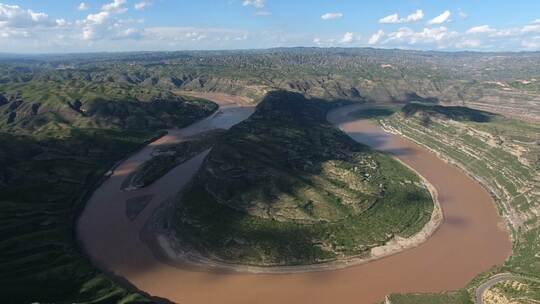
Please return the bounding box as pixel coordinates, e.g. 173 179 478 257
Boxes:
172 91 434 266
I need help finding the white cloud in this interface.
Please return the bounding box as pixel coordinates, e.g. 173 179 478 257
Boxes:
427 10 451 25
81 0 130 40
379 13 399 24
85 11 109 25
489 28 517 37
458 9 468 19
463 21 539 39
55 19 67 27
312 32 358 46
134 1 152 10
82 12 109 40
143 27 248 42
340 32 354 43
379 13 400 24
116 28 142 39
321 12 343 20
184 31 207 41
102 0 127 14
368 29 385 45
465 25 519 38
405 10 424 23
0 28 30 38
521 36 540 49
242 0 265 8
385 26 458 46
466 25 495 34
0 3 75 44
379 9 423 24
522 19 540 33
0 3 55 29
77 2 89 11
456 39 481 48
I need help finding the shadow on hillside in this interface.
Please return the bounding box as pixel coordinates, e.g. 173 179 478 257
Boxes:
347 108 395 120
402 103 497 123
400 92 440 104
344 131 415 156
0 127 168 302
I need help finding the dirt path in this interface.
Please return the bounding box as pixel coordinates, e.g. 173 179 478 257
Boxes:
78 99 511 304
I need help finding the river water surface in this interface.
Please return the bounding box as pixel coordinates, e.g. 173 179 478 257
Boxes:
78 98 511 304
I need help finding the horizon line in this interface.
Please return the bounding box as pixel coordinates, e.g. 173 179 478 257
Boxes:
1 46 540 57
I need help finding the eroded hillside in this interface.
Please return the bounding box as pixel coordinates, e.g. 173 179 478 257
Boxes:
382 103 540 231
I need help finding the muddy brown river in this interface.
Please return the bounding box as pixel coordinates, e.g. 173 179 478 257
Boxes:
77 96 511 304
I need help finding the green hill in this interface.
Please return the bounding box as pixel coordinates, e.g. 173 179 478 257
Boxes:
171 91 434 266
0 89 217 303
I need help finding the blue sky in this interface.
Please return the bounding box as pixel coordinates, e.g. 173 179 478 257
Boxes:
1 0 540 53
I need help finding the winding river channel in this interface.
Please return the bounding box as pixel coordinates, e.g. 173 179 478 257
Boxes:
77 93 511 304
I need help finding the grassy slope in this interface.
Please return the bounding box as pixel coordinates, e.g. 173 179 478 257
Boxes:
0 93 217 303
380 104 540 303
172 91 434 266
